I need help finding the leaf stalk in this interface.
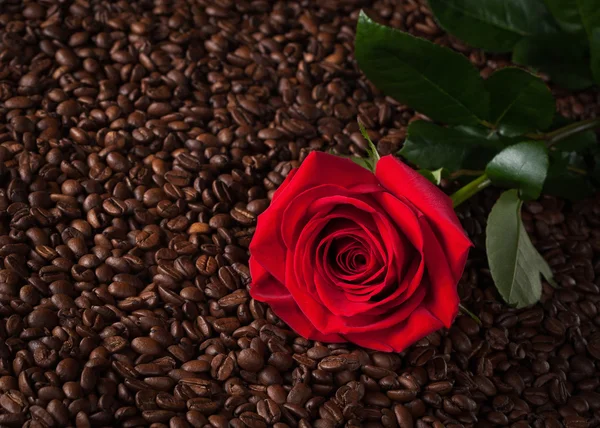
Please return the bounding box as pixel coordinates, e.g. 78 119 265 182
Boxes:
450 174 492 207
545 118 600 147
482 117 600 146
518 117 600 144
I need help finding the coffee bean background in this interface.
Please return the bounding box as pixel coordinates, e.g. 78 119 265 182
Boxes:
1 0 600 427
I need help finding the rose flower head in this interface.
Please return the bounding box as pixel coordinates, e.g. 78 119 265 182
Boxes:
249 152 471 352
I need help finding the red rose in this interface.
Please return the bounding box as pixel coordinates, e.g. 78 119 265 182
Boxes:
249 152 471 352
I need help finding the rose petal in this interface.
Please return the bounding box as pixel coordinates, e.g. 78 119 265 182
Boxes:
376 155 472 282
312 269 428 335
319 228 385 288
343 307 444 352
281 185 382 250
418 217 464 327
272 168 298 202
249 258 346 343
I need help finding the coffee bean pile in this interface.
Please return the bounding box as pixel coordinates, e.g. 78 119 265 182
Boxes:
1 0 599 427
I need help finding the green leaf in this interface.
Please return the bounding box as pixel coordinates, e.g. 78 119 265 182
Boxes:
592 29 600 85
355 11 489 125
486 190 554 308
400 121 502 171
544 152 595 200
512 34 595 90
418 168 445 185
485 141 549 200
571 0 600 85
485 68 555 137
548 114 597 152
453 125 526 147
350 157 374 171
552 130 596 152
592 148 600 183
547 114 598 153
542 0 584 32
575 0 600 83
358 120 381 162
428 0 559 52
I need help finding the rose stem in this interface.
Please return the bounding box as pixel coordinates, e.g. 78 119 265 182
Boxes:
544 117 600 147
449 174 492 208
481 117 600 146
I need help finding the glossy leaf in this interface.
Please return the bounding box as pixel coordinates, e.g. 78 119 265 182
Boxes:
549 115 597 152
542 0 584 32
577 0 600 84
552 130 596 152
592 31 600 85
428 0 559 52
513 34 595 90
485 141 549 200
544 152 595 200
400 121 502 171
418 168 445 185
485 68 555 136
350 157 375 172
592 149 600 183
486 190 554 308
453 125 525 146
355 11 488 125
542 0 600 84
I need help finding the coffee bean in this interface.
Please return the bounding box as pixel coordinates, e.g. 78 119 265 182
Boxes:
318 355 361 372
156 393 186 411
0 391 26 413
26 308 58 328
187 398 220 415
30 406 54 427
181 360 211 373
211 353 236 381
238 349 264 372
131 337 163 356
393 404 414 428
267 385 287 404
287 383 312 406
387 389 418 403
564 415 589 428
240 411 267 428
256 399 281 424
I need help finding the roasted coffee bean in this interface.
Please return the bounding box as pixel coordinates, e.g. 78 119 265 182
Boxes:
257 399 281 424
238 349 264 372
318 355 361 372
131 337 163 356
394 404 414 428
239 411 267 428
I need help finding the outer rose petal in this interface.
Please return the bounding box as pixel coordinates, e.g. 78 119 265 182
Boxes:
375 155 472 282
418 217 462 327
272 168 298 202
344 307 444 352
249 258 345 343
